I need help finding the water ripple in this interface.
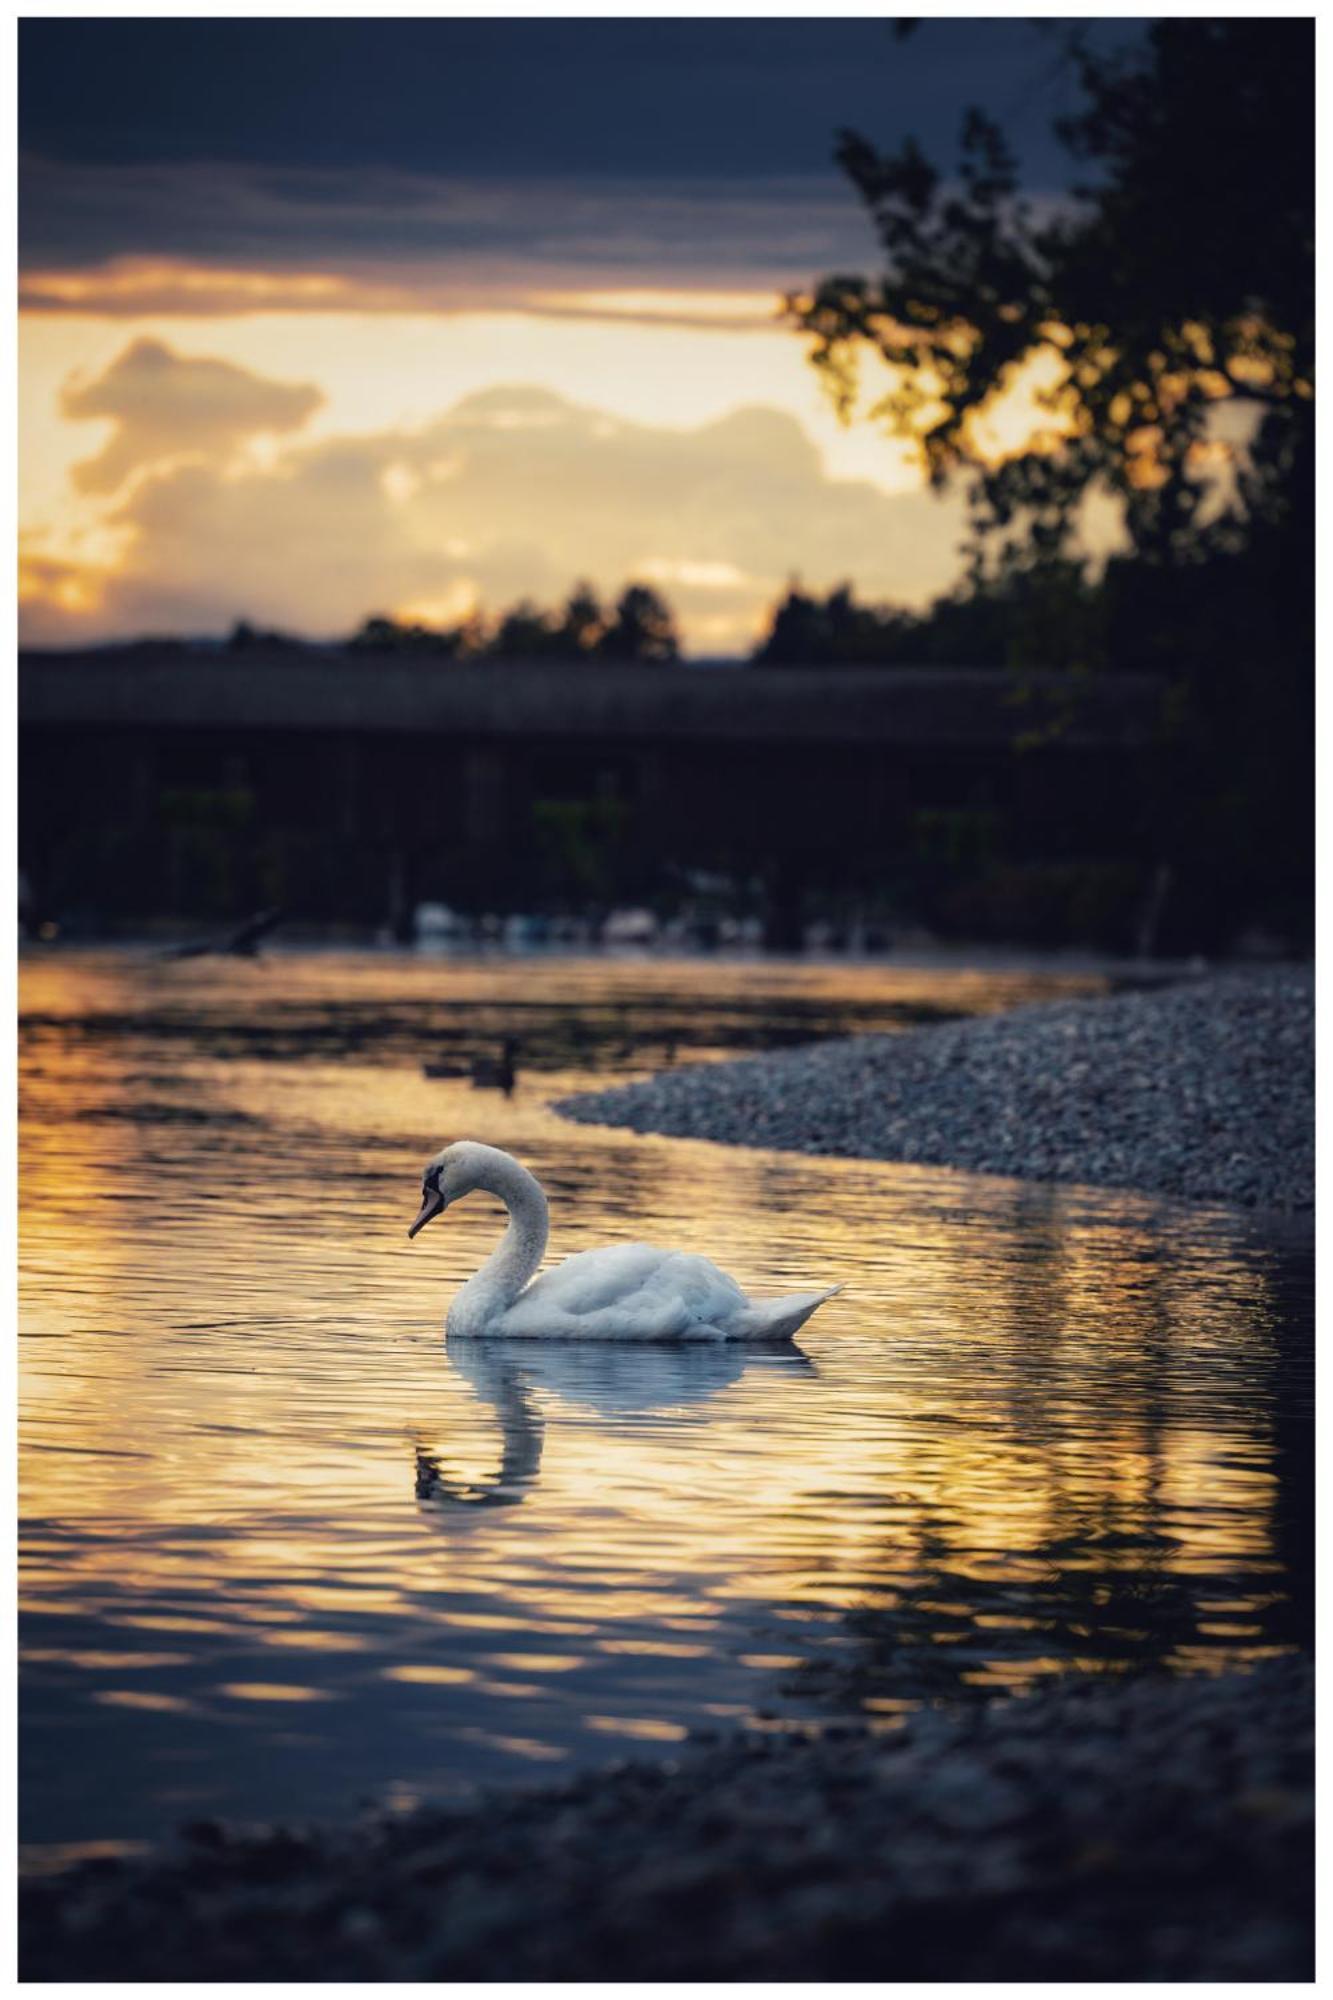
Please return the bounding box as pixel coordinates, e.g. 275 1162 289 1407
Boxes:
19 950 1312 1864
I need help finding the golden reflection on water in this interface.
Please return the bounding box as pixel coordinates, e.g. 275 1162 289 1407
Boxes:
19 951 1312 1860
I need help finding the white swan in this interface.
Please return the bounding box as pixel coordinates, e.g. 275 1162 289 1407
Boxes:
407 1140 840 1341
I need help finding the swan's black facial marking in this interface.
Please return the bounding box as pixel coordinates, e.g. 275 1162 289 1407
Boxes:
409 1161 449 1240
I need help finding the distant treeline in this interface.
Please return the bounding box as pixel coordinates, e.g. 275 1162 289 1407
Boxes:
755 536 1308 678
223 538 1304 680
234 569 1129 669
228 581 681 663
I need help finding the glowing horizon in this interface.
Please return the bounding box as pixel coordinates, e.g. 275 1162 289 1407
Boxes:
19 18 1150 655
19 289 1104 656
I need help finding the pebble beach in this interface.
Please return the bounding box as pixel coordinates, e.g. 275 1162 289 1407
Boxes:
557 967 1314 1213
21 1657 1313 1982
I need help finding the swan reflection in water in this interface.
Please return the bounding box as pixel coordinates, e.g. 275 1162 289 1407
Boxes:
412 1335 815 1514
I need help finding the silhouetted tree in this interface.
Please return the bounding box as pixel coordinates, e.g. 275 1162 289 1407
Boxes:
755 581 909 664
342 583 686 665
558 581 607 656
596 584 680 662
754 569 1111 672
791 20 1312 573
789 19 1312 945
227 619 305 652
347 613 486 657
493 600 557 657
755 582 826 663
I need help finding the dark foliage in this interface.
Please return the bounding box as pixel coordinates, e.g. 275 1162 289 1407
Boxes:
785 20 1312 946
790 21 1311 567
226 620 307 652
595 584 679 663
753 567 1107 674
344 580 679 664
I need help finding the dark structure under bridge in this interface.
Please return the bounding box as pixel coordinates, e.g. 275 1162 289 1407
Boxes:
19 647 1169 945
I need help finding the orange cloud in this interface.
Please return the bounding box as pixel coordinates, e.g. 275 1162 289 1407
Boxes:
20 154 870 318
21 258 793 334
22 379 970 653
22 258 420 317
61 338 323 493
19 550 113 616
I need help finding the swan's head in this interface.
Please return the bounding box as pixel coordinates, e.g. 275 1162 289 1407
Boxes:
407 1140 497 1239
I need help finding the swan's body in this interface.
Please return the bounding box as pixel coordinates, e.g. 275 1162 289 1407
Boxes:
408 1141 839 1341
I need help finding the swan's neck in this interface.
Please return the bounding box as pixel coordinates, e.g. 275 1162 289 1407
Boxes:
449 1155 549 1331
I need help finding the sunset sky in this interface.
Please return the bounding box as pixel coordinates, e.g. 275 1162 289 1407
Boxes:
19 18 1146 655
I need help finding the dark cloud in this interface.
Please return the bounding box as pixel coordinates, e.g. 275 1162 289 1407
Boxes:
61 338 323 493
20 20 1141 180
25 381 968 651
20 159 876 305
19 20 1147 281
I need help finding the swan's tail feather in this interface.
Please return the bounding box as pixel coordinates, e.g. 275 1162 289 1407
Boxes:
738 1283 841 1341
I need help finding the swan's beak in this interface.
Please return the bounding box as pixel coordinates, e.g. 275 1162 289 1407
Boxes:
408 1187 446 1239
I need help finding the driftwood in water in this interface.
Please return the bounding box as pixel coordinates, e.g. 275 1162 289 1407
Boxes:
161 909 283 961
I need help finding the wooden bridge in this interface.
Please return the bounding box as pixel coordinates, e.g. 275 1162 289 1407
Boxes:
19 646 1167 932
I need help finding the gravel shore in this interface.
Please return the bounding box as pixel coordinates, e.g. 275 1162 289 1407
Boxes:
22 1657 1311 1982
557 968 1313 1211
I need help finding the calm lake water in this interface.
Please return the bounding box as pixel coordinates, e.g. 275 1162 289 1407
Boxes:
19 950 1313 1870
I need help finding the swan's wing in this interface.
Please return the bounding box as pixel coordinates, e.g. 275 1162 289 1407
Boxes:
497 1244 750 1340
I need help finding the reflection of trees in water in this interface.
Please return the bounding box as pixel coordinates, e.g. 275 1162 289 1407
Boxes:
795 1513 1299 1709
792 1186 1311 1705
22 992 975 1078
1256 1227 1315 1651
